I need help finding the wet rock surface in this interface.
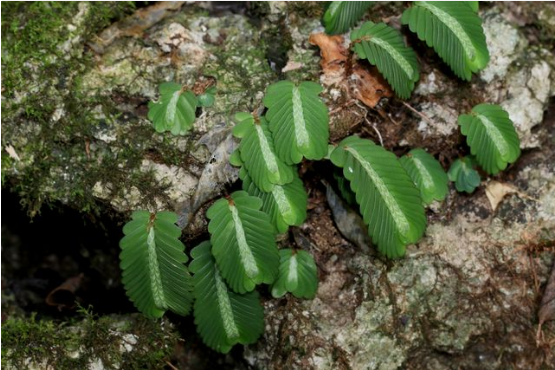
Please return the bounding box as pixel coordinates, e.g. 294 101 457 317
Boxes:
2 2 555 369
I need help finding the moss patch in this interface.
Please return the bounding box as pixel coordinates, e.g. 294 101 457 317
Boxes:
1 2 135 98
1 2 188 217
1 309 177 370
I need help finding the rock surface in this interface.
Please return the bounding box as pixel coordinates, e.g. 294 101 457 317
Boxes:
241 4 555 370
2 2 555 370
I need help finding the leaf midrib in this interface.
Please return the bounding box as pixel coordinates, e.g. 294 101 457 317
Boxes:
254 124 279 175
147 227 166 309
272 185 294 223
368 30 415 79
418 2 476 60
229 204 259 279
165 90 181 125
412 157 435 190
345 146 411 235
214 266 240 340
286 254 298 287
292 87 310 149
475 114 510 158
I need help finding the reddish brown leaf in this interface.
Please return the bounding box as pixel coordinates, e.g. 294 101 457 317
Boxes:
350 64 392 108
46 273 84 311
309 32 392 108
309 33 348 86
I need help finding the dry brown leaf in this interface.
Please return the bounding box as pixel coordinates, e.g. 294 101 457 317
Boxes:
485 181 534 211
309 32 392 108
486 181 519 211
45 273 84 311
350 64 392 108
282 61 304 73
308 33 348 86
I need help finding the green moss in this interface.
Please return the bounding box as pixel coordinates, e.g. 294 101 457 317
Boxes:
1 309 177 370
1 2 184 217
1 2 140 216
1 2 135 98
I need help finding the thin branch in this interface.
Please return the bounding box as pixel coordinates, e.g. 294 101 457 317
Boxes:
166 361 179 370
365 117 384 147
401 101 435 126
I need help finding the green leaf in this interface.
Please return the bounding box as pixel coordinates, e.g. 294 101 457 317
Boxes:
351 22 420 99
147 82 198 135
399 148 448 205
401 2 489 80
323 1 373 35
197 87 216 108
330 136 426 258
458 104 520 175
448 156 481 193
232 113 295 192
468 1 479 12
229 149 243 167
190 241 264 354
232 112 254 138
263 81 330 164
333 170 357 206
241 169 307 234
271 249 318 299
120 211 193 319
206 191 279 293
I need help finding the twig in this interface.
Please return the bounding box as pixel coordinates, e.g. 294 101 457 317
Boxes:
529 253 541 299
401 101 435 126
329 99 357 116
166 361 179 370
386 112 400 125
365 117 384 147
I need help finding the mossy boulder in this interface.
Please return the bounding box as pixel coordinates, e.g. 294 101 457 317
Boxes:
1 311 177 370
1 2 291 226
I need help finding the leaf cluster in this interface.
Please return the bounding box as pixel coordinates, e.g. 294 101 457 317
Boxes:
119 2 524 356
449 103 520 193
324 1 489 98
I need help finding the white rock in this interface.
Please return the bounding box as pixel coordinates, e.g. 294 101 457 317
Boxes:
480 11 527 83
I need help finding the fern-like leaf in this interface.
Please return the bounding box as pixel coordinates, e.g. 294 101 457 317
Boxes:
467 1 479 12
351 21 420 99
399 148 448 205
271 249 318 299
120 211 193 319
207 191 279 293
263 81 330 164
448 156 480 193
458 104 520 175
233 113 295 192
323 1 373 35
401 2 489 80
330 136 426 258
147 82 198 135
241 168 307 234
190 241 264 353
